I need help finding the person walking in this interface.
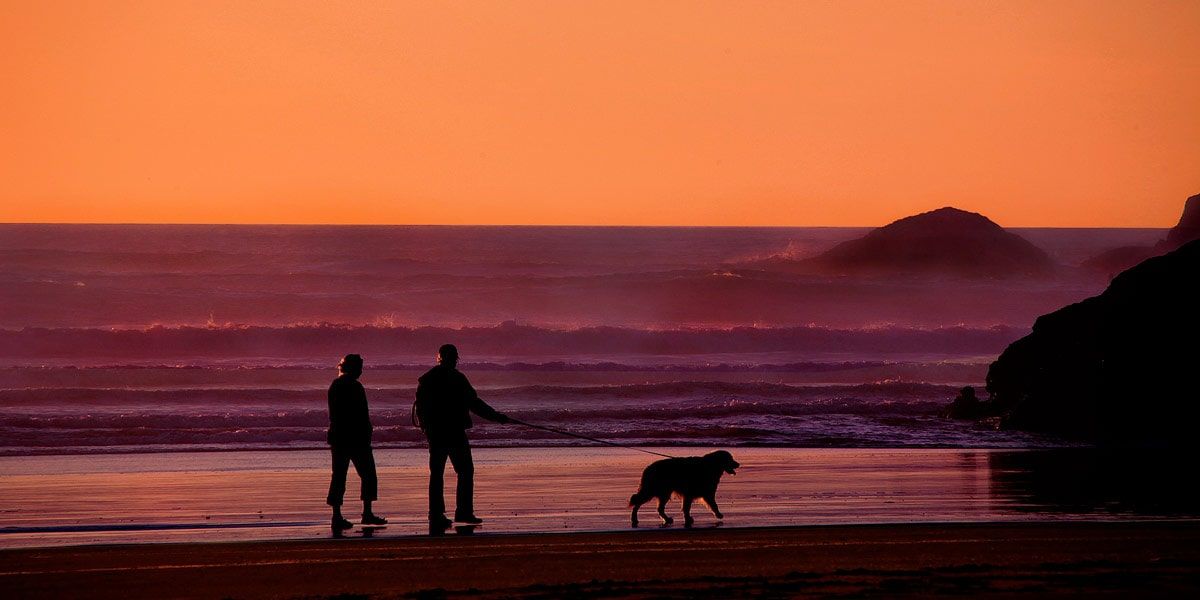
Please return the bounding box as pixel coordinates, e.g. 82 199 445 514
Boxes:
326 354 387 531
414 344 510 530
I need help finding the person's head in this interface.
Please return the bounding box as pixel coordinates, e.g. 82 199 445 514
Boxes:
338 354 364 379
437 344 459 368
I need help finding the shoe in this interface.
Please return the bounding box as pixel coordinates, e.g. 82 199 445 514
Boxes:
331 517 354 531
429 515 453 529
361 513 388 526
455 514 484 525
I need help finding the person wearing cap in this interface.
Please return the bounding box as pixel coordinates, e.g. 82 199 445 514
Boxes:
414 344 510 529
326 353 386 531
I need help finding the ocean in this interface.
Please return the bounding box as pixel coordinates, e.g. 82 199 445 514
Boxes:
0 224 1163 455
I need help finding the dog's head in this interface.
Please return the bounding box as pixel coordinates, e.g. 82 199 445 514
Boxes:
705 450 740 475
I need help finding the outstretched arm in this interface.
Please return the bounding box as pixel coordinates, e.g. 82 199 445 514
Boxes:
464 379 509 423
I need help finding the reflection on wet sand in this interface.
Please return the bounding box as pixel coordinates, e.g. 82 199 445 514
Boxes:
3 447 1199 550
989 449 1200 516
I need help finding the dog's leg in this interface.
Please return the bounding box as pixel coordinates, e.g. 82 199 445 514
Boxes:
682 496 695 528
630 491 652 527
703 494 723 520
656 497 673 525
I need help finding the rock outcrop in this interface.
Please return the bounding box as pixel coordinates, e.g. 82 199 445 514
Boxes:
1081 245 1158 277
985 238 1200 446
1164 193 1200 249
801 207 1055 277
943 386 992 420
1083 193 1200 276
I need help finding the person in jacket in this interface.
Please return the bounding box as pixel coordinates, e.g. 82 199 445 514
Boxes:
414 344 510 529
326 353 386 531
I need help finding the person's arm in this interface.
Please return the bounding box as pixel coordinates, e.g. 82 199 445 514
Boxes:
328 383 336 422
463 376 509 424
355 382 372 435
329 380 344 423
413 378 431 431
327 380 342 444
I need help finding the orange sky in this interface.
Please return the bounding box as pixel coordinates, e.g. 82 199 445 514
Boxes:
1 1 1197 227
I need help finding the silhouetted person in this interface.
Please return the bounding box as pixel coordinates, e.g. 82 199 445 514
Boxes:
326 354 386 531
414 344 510 529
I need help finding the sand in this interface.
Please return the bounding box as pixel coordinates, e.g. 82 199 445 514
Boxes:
2 522 1199 598
0 447 1130 549
4 447 1199 597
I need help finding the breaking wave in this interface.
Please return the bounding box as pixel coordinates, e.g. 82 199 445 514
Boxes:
0 380 1061 454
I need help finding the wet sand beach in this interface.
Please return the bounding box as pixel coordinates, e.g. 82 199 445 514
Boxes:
6 447 1193 549
9 446 1200 549
5 447 1198 597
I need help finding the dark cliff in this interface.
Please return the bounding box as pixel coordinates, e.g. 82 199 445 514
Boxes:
986 239 1200 445
1164 193 1200 249
1083 193 1200 276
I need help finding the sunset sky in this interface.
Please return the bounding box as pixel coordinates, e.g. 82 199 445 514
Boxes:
2 1 1197 227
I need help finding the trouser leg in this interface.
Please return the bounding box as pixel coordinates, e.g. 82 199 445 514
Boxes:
327 447 351 507
350 447 378 503
428 445 449 518
448 442 475 518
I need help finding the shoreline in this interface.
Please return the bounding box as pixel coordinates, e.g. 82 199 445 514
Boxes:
4 521 1199 598
5 447 1195 551
0 441 1086 459
5 515 1199 550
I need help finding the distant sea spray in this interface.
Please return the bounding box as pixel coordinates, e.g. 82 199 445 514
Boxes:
0 322 1024 365
0 224 1146 453
0 224 1133 330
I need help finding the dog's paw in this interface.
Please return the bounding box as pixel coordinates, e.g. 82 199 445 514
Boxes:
631 519 639 528
660 516 673 525
684 516 695 528
715 513 724 520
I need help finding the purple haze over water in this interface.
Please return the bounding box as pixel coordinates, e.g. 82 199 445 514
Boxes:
0 225 1161 454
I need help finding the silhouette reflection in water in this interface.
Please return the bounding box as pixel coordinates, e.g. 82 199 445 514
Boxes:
989 449 1200 517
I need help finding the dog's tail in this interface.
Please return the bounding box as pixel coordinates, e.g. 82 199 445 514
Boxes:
628 491 652 508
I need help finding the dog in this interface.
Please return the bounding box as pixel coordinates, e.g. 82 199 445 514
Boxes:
628 450 739 527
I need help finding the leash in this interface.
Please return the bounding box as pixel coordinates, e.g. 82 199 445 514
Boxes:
508 418 676 459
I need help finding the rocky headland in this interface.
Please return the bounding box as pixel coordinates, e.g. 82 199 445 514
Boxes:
981 238 1200 445
762 207 1055 278
1083 193 1200 277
